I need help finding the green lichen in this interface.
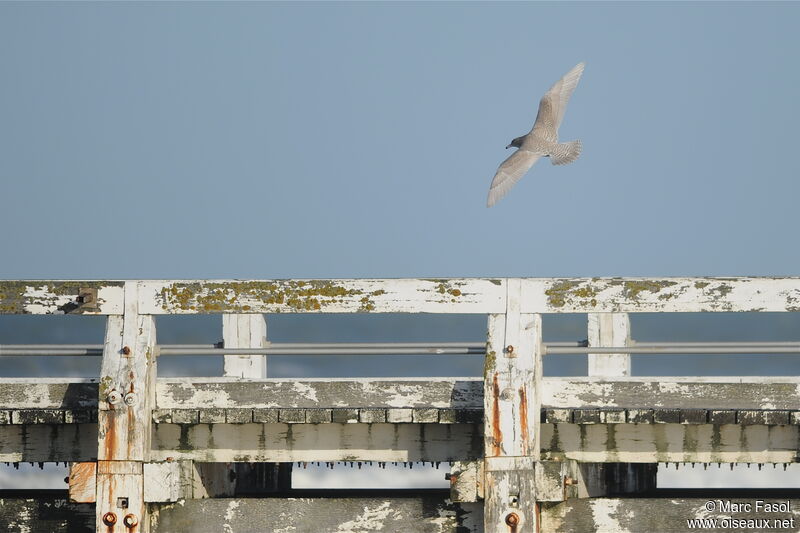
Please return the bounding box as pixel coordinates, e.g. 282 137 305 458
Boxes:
158 280 374 313
544 280 598 308
484 350 497 377
694 281 710 289
99 376 114 398
614 280 678 301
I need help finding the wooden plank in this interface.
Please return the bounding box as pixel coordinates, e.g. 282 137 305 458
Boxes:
0 424 97 462
523 277 800 313
150 422 482 462
541 497 800 533
138 278 506 314
0 496 94 532
0 379 98 409
542 377 800 409
68 462 96 503
540 423 799 463
587 313 630 377
0 280 124 314
156 378 483 409
150 495 484 533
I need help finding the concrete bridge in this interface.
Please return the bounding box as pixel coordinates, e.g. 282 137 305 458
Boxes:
1 277 800 532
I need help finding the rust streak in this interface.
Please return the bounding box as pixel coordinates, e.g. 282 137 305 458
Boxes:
519 385 529 455
103 413 117 461
491 373 503 456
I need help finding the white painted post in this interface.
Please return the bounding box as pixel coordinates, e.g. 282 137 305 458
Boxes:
484 279 542 533
96 282 157 532
222 314 267 378
588 313 630 376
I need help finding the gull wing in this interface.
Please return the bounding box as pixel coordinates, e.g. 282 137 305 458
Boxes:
531 62 585 142
486 149 541 207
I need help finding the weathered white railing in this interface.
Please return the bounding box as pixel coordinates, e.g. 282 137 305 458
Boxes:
1 277 800 533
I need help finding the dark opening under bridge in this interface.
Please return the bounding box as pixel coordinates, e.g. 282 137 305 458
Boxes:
1 277 800 532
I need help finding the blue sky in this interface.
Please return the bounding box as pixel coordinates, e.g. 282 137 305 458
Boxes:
2 2 799 279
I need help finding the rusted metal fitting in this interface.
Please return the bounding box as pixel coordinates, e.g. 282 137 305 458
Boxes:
123 513 139 528
122 346 131 356
107 390 123 405
505 512 520 526
123 392 137 406
505 345 514 354
564 476 578 486
102 512 117 526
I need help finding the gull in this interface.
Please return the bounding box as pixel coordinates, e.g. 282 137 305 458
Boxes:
487 62 585 207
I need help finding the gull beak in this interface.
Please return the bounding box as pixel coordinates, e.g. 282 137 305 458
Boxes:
505 144 512 149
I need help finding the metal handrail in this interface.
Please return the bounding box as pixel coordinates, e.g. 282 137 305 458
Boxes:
3 340 800 356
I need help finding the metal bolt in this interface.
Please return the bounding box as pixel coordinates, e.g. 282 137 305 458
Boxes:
123 392 137 406
107 390 122 405
103 512 117 526
123 513 139 528
565 476 578 486
505 512 520 526
122 346 131 356
506 345 514 354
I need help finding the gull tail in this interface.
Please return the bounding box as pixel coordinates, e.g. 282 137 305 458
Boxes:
550 140 582 166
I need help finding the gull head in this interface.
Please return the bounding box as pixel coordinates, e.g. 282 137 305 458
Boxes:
506 136 525 149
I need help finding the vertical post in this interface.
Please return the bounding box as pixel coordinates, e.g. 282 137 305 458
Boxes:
484 279 541 533
585 313 657 494
222 314 267 378
588 313 630 376
195 314 291 496
96 281 156 532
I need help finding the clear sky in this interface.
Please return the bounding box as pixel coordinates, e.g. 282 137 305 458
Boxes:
2 2 799 279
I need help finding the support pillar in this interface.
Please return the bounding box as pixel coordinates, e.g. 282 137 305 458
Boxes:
96 281 156 532
484 279 542 533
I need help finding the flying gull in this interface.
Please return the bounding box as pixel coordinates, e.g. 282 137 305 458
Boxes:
487 62 585 207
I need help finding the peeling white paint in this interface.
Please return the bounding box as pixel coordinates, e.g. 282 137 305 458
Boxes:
222 499 240 533
334 501 400 532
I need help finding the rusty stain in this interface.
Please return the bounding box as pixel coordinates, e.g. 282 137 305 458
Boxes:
122 346 131 356
103 415 117 461
519 386 529 455
535 502 541 533
491 373 503 456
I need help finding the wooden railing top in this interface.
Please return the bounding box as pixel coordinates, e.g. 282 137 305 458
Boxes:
2 277 800 314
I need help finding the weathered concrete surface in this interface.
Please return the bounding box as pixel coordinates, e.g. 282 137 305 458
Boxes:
156 378 484 409
150 495 483 533
541 423 799 463
541 497 800 532
151 423 483 463
0 496 94 532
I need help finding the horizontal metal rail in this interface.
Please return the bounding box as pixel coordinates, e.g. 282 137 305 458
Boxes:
3 341 800 356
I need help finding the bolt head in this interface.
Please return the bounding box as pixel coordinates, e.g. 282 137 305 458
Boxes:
122 346 131 355
103 512 117 525
505 345 514 354
107 390 122 405
123 392 137 406
123 513 139 527
505 512 520 526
